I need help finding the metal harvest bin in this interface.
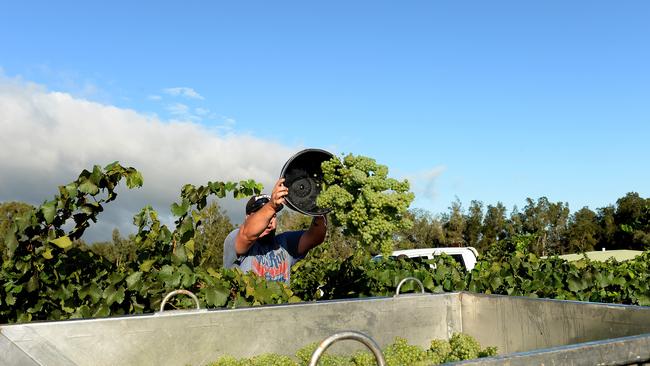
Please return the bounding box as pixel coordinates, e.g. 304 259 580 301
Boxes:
2 292 650 366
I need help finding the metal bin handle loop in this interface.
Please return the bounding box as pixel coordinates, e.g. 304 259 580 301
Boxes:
308 331 386 366
159 289 201 312
394 277 425 296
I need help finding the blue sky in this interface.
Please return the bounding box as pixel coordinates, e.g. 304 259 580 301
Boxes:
1 1 649 240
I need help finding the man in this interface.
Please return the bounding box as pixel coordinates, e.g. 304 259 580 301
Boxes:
223 178 327 283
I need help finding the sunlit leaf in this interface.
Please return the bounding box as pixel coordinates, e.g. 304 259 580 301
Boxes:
40 200 57 224
79 179 99 195
42 247 53 260
126 272 143 290
139 259 157 272
50 236 72 249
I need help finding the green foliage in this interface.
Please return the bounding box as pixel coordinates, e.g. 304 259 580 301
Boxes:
193 201 235 269
1 162 143 323
291 243 650 308
88 229 138 270
0 163 296 324
277 210 313 232
613 193 650 250
0 201 34 260
2 158 650 329
566 207 600 253
389 191 648 257
393 209 446 250
291 251 467 301
444 199 466 247
467 249 650 305
317 154 414 256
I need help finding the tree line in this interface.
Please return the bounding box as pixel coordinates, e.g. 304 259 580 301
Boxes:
3 191 647 266
394 192 649 256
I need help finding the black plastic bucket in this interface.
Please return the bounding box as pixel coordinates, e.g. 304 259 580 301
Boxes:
280 148 334 216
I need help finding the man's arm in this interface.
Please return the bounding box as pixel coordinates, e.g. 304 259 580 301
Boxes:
297 215 327 255
234 178 287 255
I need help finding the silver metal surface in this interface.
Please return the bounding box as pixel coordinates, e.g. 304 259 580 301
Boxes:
2 292 650 365
158 289 201 312
0 333 43 366
459 292 650 355
308 331 386 366
0 293 460 365
394 276 425 295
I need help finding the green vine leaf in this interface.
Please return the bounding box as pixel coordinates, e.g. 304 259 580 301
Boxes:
126 170 144 188
42 247 53 259
79 179 99 195
139 259 157 272
171 199 190 216
103 286 125 306
126 272 143 290
205 286 229 307
50 236 72 249
40 200 57 224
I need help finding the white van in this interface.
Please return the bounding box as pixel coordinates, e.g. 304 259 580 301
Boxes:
373 247 479 271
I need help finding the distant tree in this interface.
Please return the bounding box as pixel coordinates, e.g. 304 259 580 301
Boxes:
545 200 570 254
444 199 466 247
597 205 617 250
464 200 484 249
613 192 650 250
429 216 447 248
276 209 312 232
566 207 600 253
522 197 547 254
87 229 137 269
114 230 138 268
89 240 117 262
521 197 569 256
506 205 524 239
194 200 235 269
480 203 508 253
321 225 357 260
0 201 34 259
394 208 446 249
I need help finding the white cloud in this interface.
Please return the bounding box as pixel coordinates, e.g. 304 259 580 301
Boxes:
166 103 206 122
406 165 447 202
194 107 209 116
0 76 298 242
162 87 204 100
166 102 190 116
148 94 162 101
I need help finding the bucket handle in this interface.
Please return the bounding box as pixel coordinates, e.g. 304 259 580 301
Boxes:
308 331 386 366
394 277 425 296
159 289 201 312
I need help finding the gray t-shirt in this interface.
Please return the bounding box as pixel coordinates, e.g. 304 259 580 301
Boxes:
223 229 305 283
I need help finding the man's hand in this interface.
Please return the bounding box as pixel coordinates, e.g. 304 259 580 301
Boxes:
270 178 288 212
298 214 328 255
